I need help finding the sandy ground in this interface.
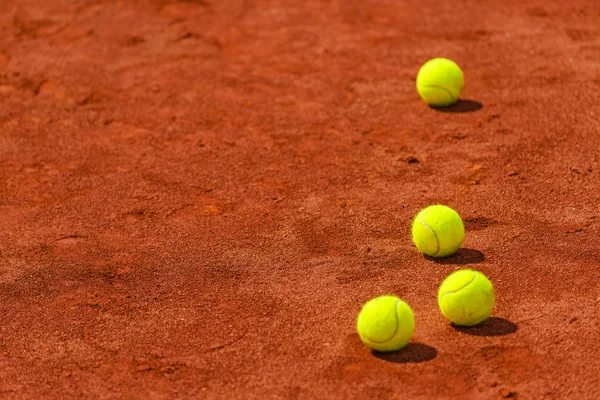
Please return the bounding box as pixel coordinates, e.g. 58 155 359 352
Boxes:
1 0 599 398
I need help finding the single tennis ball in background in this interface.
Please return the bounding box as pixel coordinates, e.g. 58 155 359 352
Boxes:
438 269 495 326
411 205 464 257
356 295 415 352
416 58 464 107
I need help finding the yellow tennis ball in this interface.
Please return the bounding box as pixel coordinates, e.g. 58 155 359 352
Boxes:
411 205 464 257
356 295 415 352
438 269 495 326
416 58 464 107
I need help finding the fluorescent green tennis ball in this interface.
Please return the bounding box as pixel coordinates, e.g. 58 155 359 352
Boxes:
438 269 495 326
356 295 415 352
411 205 464 257
416 58 464 107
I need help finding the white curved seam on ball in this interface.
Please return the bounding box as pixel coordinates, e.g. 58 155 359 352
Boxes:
441 272 477 300
420 84 456 102
419 214 441 255
364 300 401 344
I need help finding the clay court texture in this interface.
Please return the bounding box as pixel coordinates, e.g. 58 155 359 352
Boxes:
0 0 599 399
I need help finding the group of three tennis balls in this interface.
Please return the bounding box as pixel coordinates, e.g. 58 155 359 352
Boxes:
357 59 494 352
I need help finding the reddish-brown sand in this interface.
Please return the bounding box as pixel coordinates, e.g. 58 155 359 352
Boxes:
1 0 599 398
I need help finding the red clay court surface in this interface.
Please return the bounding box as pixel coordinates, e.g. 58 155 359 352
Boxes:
1 0 599 399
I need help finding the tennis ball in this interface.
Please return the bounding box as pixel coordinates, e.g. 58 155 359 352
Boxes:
356 295 415 352
438 269 495 326
416 58 464 107
411 205 464 257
